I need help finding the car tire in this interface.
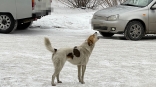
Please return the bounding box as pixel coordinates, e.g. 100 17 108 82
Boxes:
125 21 145 41
99 32 114 37
0 14 17 34
124 29 130 40
17 21 32 30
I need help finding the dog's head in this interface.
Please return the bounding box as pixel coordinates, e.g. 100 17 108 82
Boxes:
87 32 99 46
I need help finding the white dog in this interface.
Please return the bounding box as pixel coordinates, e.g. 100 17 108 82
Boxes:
44 32 99 86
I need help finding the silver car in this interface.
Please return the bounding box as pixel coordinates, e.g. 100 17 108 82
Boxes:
91 0 156 40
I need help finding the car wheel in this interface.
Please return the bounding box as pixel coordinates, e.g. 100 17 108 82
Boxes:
124 29 130 40
125 21 145 41
17 21 32 30
0 14 17 33
99 32 114 37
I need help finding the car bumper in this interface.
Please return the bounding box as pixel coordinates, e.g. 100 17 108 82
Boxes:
32 7 53 18
91 18 128 34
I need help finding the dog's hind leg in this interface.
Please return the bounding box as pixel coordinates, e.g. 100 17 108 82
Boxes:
77 65 82 82
51 60 64 86
51 68 60 86
57 73 62 83
81 65 86 84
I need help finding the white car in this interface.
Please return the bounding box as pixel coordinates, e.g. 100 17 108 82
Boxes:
0 0 52 33
91 0 156 40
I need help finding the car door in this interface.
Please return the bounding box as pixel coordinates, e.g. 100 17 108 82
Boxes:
149 3 156 33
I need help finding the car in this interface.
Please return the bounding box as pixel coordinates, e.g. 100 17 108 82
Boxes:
0 0 52 34
91 0 156 40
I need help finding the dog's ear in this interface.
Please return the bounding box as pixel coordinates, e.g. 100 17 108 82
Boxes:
88 39 93 46
87 35 94 46
73 46 80 57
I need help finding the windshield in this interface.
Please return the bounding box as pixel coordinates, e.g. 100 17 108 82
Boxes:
121 0 153 7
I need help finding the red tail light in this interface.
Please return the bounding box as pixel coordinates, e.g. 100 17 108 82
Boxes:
32 0 35 10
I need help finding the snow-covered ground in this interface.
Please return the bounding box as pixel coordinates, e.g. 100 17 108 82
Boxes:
1 1 156 87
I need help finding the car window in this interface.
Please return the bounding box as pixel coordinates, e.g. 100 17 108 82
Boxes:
121 0 153 7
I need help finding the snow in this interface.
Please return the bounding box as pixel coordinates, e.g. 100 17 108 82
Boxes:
1 1 156 87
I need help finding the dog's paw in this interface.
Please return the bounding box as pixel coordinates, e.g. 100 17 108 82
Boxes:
57 81 62 83
81 81 85 84
51 83 56 86
78 78 81 82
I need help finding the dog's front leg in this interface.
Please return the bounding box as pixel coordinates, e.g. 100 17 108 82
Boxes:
81 65 86 84
77 65 81 82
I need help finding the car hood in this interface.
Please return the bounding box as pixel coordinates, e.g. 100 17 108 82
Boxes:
94 5 140 17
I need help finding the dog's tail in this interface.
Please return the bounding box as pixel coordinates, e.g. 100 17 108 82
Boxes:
44 37 56 53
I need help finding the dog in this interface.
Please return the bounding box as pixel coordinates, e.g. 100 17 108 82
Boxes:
44 32 99 86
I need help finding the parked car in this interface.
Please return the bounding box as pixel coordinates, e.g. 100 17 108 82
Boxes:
0 0 52 34
91 0 156 40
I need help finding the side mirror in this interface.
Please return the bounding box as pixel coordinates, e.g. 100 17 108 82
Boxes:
151 4 156 10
